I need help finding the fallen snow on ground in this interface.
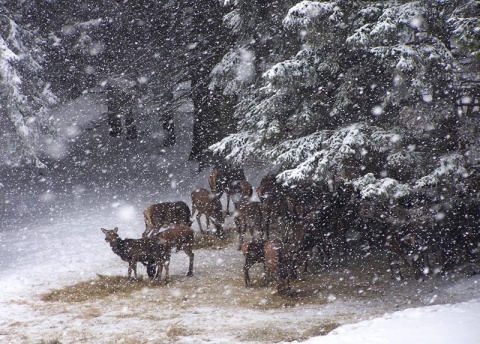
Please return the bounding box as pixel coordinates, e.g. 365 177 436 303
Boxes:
297 299 480 344
0 203 479 343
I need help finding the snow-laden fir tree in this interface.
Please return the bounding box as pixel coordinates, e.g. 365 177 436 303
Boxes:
211 0 480 204
0 8 57 168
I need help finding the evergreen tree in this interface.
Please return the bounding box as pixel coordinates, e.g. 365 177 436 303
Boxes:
211 0 480 196
0 6 57 168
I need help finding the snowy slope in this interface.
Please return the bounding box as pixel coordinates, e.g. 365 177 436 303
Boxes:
1 95 479 343
298 299 480 344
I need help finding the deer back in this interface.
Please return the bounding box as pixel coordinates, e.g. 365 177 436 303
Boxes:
209 166 246 195
192 188 224 220
102 227 167 263
156 224 195 251
144 201 192 231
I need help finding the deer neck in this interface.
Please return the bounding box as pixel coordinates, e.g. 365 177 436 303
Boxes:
110 238 127 258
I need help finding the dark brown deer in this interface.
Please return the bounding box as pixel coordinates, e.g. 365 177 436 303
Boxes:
296 210 329 272
239 180 253 198
154 224 195 278
241 240 266 288
208 165 246 214
385 224 430 280
256 174 290 234
234 197 264 250
264 237 297 294
191 188 225 236
101 227 170 282
143 201 192 238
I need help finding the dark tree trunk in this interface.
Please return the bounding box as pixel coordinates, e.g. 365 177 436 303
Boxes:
125 109 138 140
162 110 176 147
108 112 123 137
189 71 220 165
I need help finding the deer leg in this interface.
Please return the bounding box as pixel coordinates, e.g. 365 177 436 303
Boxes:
262 262 267 286
244 261 254 288
128 261 138 281
164 260 170 284
248 221 254 240
238 221 246 251
146 260 157 280
411 250 426 280
183 247 194 277
142 225 152 238
235 217 242 250
389 252 404 280
156 262 163 282
205 216 211 234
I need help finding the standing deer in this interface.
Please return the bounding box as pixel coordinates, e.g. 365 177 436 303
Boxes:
256 174 290 234
191 188 225 236
154 224 195 279
385 224 430 280
264 238 297 295
101 227 170 282
208 165 246 214
143 201 192 238
234 197 264 250
241 240 266 288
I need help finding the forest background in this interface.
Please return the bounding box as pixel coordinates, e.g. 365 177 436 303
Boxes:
1 0 480 272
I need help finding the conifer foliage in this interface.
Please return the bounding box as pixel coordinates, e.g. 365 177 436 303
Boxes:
211 0 480 198
0 8 57 167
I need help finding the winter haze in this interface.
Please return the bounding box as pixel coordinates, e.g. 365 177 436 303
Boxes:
1 1 479 343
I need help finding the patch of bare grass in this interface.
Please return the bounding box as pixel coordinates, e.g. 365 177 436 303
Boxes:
193 226 236 250
40 274 158 303
303 321 341 337
165 323 198 339
238 320 340 342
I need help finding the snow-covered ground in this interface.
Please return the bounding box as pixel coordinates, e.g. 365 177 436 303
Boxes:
1 96 479 343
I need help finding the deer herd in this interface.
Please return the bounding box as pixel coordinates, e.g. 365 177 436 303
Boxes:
101 164 478 295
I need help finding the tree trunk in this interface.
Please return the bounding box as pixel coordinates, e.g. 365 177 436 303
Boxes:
189 71 220 166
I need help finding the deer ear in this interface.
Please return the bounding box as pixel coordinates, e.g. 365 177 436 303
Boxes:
101 228 107 234
113 227 118 233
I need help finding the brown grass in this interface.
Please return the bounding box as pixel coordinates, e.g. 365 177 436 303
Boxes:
40 274 158 303
238 320 340 343
165 323 198 339
40 239 394 320
193 226 237 250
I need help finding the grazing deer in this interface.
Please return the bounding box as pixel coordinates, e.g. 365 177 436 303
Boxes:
241 240 266 288
385 224 430 280
264 237 297 295
154 224 195 278
191 188 224 236
143 201 192 238
208 165 246 214
101 227 170 282
233 197 264 250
